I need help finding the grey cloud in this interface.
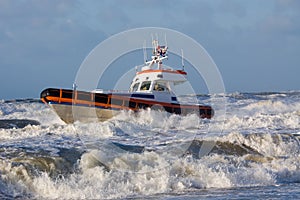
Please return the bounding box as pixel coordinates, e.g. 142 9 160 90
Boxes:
0 0 300 98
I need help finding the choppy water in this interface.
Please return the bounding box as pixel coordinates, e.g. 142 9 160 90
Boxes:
0 92 300 199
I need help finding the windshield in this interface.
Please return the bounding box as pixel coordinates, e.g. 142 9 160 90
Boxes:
154 82 169 92
140 81 151 91
131 82 140 92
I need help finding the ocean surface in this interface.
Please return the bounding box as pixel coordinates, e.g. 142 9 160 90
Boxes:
0 91 300 199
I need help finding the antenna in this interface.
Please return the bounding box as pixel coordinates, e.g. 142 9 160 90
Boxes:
164 34 167 47
151 34 154 51
181 49 185 71
143 40 147 63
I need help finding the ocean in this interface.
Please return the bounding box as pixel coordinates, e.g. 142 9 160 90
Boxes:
0 91 299 199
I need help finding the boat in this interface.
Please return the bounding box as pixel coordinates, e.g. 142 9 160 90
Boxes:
40 40 214 123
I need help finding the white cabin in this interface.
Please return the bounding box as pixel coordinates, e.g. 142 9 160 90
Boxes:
129 40 188 103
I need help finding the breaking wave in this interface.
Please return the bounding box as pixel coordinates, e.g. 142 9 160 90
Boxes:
0 92 300 199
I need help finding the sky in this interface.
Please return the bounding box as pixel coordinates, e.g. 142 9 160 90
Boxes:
0 0 299 99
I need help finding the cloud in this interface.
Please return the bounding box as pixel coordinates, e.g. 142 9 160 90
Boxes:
0 0 299 98
0 0 107 98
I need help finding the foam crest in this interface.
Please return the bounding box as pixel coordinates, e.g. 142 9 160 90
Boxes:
221 131 300 157
242 100 298 115
29 150 170 199
0 101 64 125
74 121 114 140
114 109 204 132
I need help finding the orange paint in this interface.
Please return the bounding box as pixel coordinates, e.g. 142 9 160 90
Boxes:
137 69 187 75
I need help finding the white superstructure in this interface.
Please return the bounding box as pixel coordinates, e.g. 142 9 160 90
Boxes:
129 40 187 102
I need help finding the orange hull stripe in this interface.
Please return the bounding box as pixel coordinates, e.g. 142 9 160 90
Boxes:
137 69 187 75
44 95 210 111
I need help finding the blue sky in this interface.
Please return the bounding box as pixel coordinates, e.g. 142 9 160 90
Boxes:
0 0 299 99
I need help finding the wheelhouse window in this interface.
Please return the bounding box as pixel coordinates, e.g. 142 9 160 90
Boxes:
140 81 151 91
154 82 169 92
131 82 140 92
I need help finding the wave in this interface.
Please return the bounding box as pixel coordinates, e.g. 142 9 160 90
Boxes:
1 92 300 199
2 132 298 199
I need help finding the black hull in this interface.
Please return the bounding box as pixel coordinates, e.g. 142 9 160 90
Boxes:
41 88 213 123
